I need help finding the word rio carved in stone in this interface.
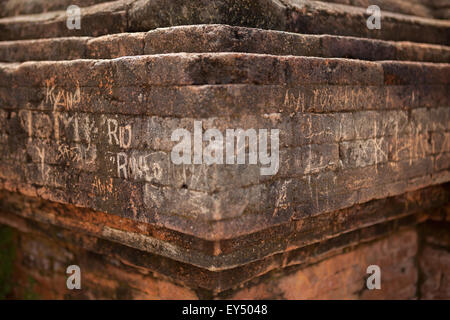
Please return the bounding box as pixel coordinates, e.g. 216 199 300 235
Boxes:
107 119 132 149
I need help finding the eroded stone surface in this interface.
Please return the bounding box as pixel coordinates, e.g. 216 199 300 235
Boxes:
1 25 449 63
0 0 110 18
1 185 446 271
0 0 449 44
0 2 449 299
0 55 448 235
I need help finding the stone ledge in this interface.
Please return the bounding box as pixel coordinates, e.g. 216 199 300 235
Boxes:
0 186 446 270
0 54 448 231
1 25 449 63
0 0 110 18
0 0 448 44
0 188 441 292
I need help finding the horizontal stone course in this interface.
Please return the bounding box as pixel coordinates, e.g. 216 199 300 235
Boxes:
0 134 447 221
0 188 434 270
0 59 447 95
2 84 448 119
1 188 441 290
1 25 449 63
0 55 448 114
0 1 449 300
0 0 131 40
3 109 443 153
0 0 110 18
1 177 448 254
224 228 419 299
0 53 386 88
320 0 436 19
323 0 450 21
0 106 447 168
0 0 449 45
0 53 448 235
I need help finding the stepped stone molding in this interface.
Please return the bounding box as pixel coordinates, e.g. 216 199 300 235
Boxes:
321 0 447 20
1 0 448 21
0 0 110 18
0 215 425 298
0 186 447 293
0 25 450 63
0 0 449 44
0 1 449 300
0 53 449 242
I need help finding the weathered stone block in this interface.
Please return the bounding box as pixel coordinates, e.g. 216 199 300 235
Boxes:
0 2 449 300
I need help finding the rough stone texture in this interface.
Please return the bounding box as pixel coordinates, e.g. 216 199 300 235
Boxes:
0 185 446 274
321 0 437 19
0 0 132 40
0 225 199 299
3 0 445 21
0 54 448 240
0 221 426 299
0 211 430 298
0 0 449 44
419 218 450 299
0 1 449 300
226 229 418 299
419 244 450 299
0 25 449 63
0 0 110 18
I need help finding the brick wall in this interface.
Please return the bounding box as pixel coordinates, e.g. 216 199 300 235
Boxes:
0 0 449 299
